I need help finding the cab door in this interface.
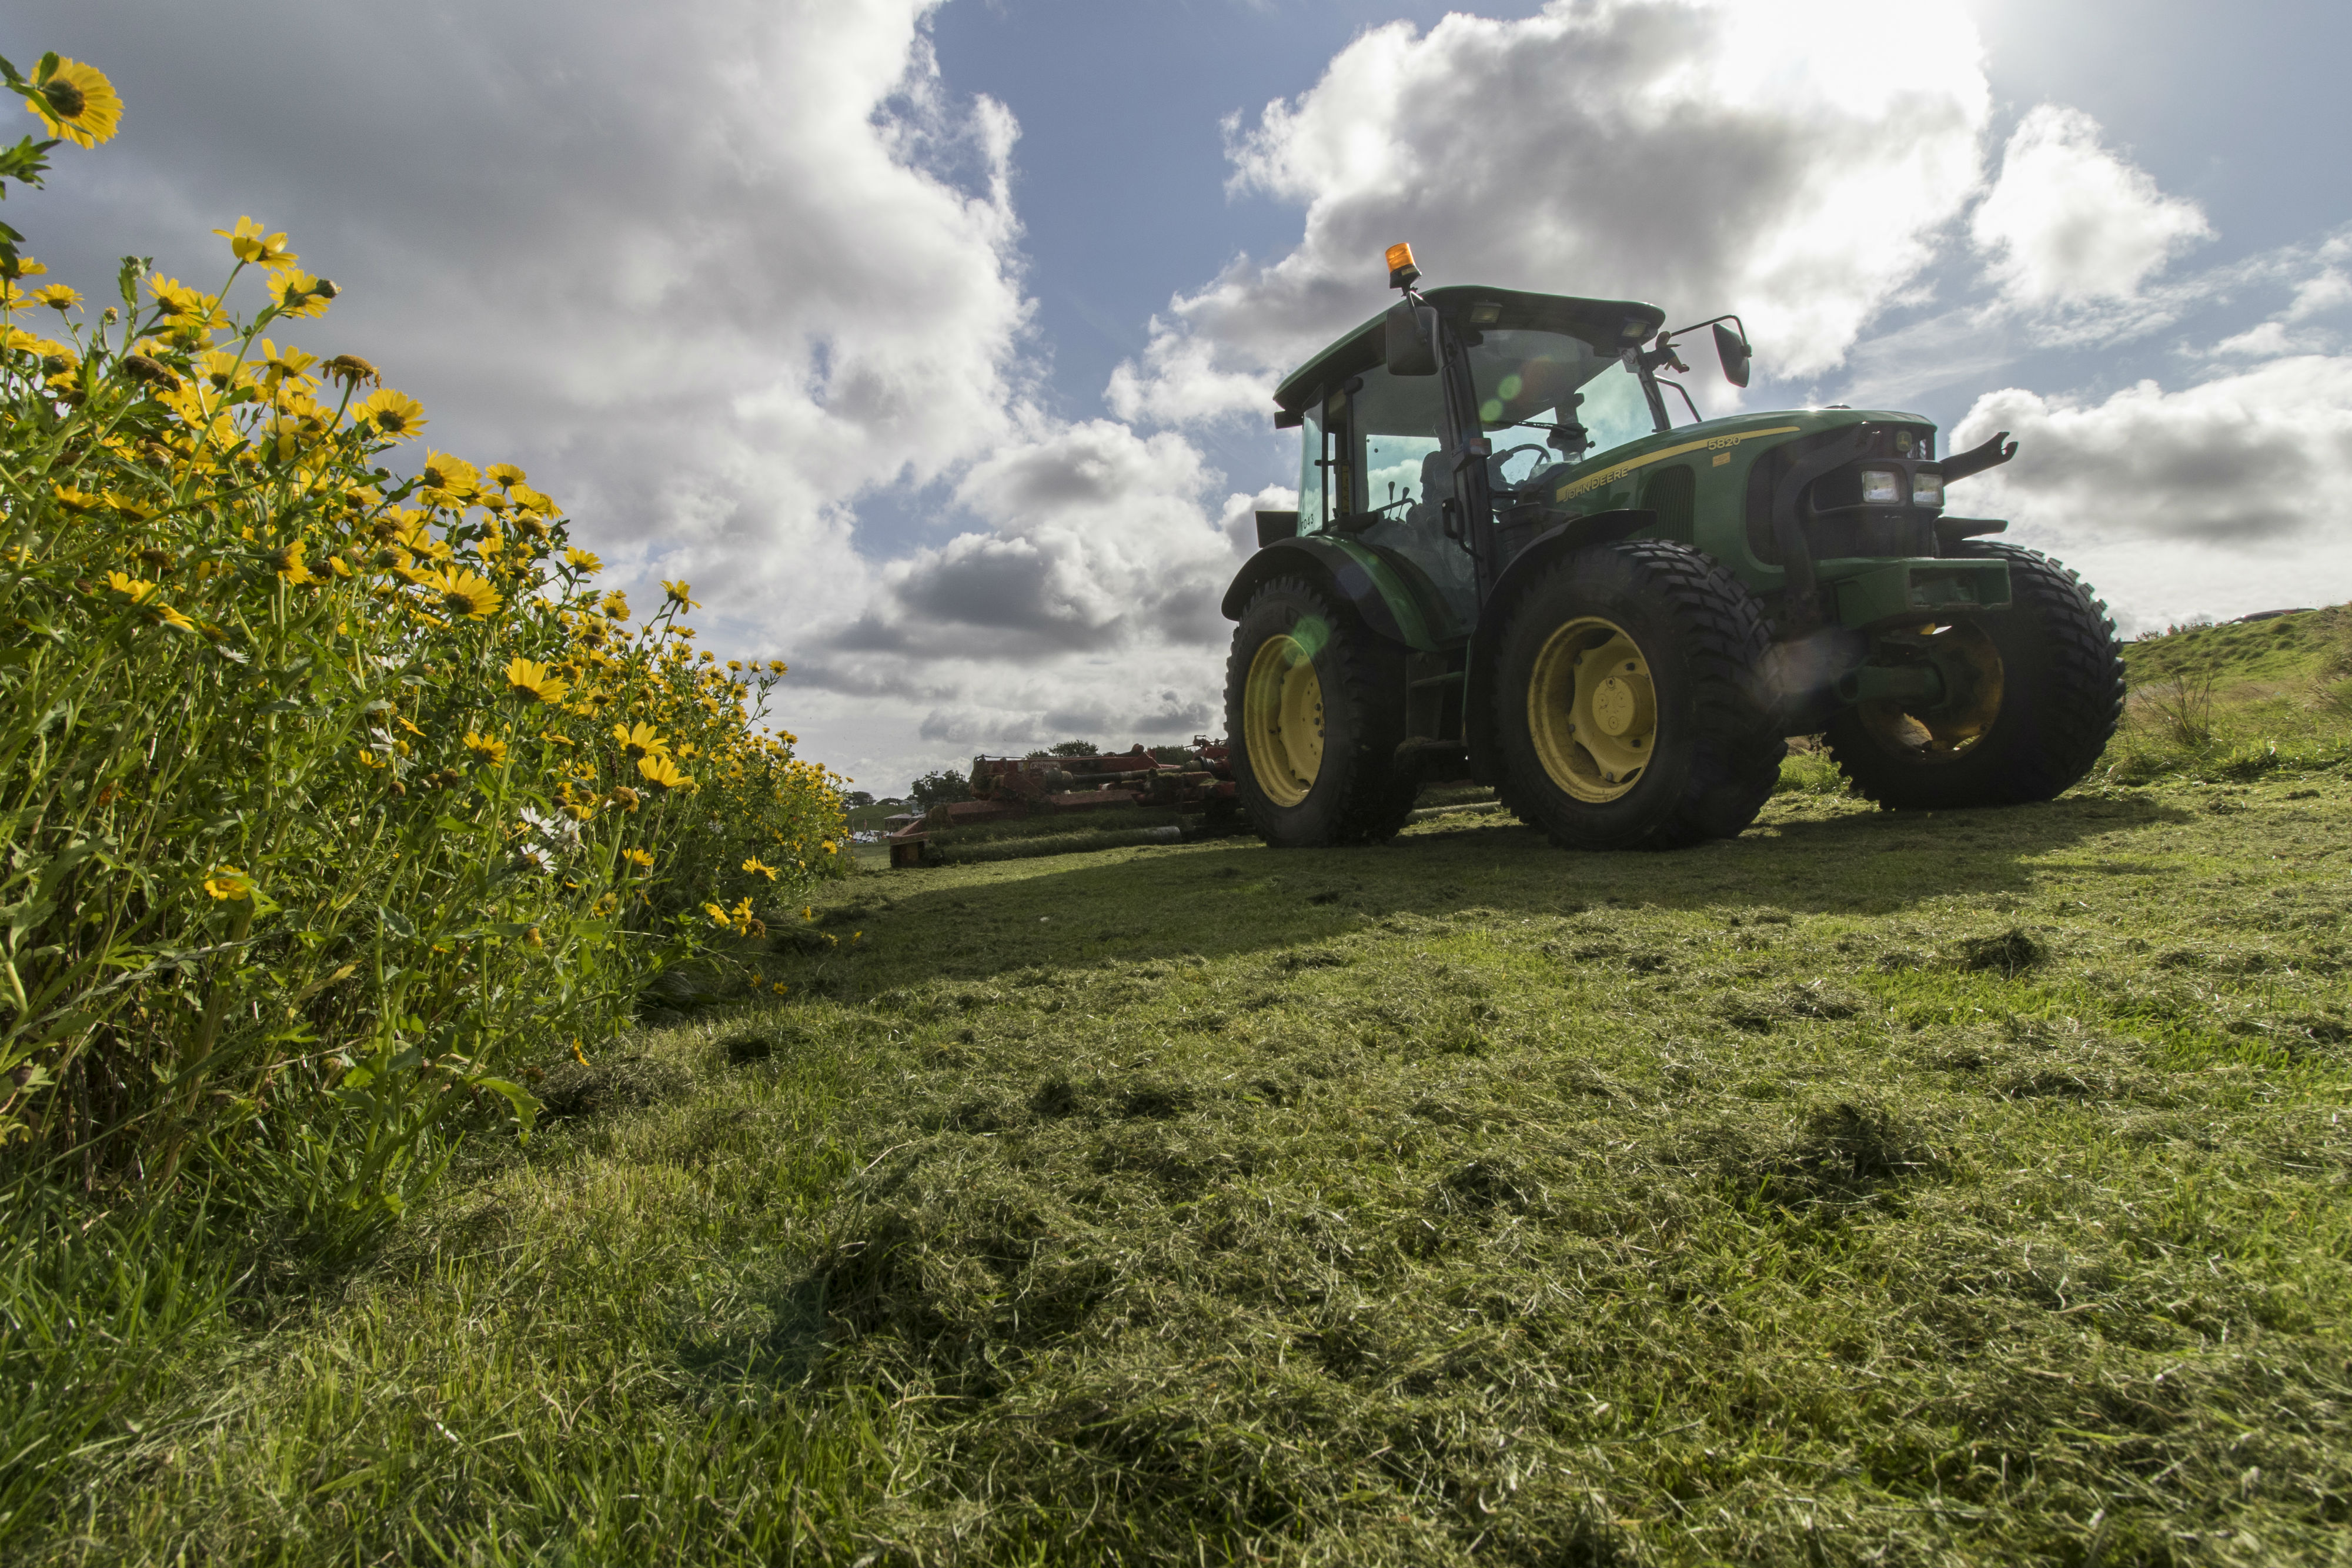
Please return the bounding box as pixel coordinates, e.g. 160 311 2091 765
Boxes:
1322 363 1479 641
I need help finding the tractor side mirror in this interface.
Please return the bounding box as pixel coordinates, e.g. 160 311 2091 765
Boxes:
1713 320 1752 388
1385 302 1439 377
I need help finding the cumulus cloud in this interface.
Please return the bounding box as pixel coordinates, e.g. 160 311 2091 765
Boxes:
1110 0 1992 426
1971 105 2213 310
1949 356 2352 627
25 0 1029 657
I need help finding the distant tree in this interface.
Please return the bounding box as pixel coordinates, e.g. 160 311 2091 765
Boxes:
1148 744 1192 764
843 790 875 809
908 768 973 810
1047 739 1099 757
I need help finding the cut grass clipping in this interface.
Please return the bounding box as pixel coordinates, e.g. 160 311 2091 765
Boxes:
6 611 2350 1565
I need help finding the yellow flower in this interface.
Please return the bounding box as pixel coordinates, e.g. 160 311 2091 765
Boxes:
355 387 426 439
703 902 730 928
571 1038 590 1068
611 721 667 761
600 590 629 621
636 753 693 792
266 269 338 319
487 463 527 489
212 216 299 270
505 656 572 706
194 350 257 393
822 841 837 854
622 847 654 870
202 864 254 902
103 570 156 603
422 451 479 499
259 339 319 384
268 539 316 585
8 257 44 277
427 566 501 620
52 484 103 516
563 546 603 576
662 579 699 609
742 857 777 881
150 600 195 633
0 323 67 360
463 730 509 765
31 283 78 313
767 659 788 674
26 59 122 148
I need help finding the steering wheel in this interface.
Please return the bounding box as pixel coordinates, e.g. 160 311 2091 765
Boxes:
1487 443 1551 491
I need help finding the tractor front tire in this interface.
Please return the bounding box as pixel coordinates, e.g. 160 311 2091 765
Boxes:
1225 576 1417 848
1825 541 2123 810
1492 541 1783 851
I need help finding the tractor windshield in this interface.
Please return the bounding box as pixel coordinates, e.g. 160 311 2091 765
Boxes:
1465 329 1661 490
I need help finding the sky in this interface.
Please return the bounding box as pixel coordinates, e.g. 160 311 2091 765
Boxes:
14 0 2352 795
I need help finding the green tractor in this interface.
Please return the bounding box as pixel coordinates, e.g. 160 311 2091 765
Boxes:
1221 244 2125 850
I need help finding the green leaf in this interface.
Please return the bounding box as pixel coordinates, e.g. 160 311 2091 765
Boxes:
474 1076 542 1140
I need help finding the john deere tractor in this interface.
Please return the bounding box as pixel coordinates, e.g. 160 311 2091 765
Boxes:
1222 244 2125 850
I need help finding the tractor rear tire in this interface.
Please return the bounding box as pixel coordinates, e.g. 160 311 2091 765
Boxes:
1225 576 1417 848
1492 541 1783 851
1825 541 2123 810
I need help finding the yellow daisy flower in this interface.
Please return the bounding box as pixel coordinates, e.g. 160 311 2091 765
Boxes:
611 721 667 761
212 216 299 271
422 451 479 498
268 540 316 585
354 387 426 440
622 847 654 870
26 59 122 148
487 463 527 489
505 656 571 706
662 579 698 609
103 570 156 603
259 340 319 383
266 269 337 319
741 857 777 881
428 567 502 620
31 283 79 313
463 730 509 765
599 590 629 621
636 753 693 793
563 546 603 575
201 865 254 902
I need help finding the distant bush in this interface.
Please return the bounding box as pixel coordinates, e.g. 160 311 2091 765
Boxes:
0 52 844 1215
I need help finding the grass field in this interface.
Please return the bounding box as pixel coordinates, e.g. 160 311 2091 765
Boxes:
9 611 2352 1565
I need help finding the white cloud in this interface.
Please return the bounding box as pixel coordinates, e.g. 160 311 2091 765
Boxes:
1970 104 2212 309
1110 0 1992 426
1949 356 2352 629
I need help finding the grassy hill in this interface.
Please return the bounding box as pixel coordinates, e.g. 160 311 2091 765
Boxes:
11 611 2352 1565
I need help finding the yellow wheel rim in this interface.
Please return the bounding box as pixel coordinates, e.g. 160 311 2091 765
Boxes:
1858 621 2004 762
1527 616 1656 804
1244 630 1325 807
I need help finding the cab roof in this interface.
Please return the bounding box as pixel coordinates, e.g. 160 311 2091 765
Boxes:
1271 285 1666 416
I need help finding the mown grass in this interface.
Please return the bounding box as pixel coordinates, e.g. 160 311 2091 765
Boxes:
8 617 2352 1566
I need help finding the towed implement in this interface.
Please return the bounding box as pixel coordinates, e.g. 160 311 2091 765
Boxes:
884 743 1238 867
1224 243 2124 850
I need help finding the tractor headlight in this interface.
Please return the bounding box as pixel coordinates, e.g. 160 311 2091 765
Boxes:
1859 467 1903 505
1912 469 1945 507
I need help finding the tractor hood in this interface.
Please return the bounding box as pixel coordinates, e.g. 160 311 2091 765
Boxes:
1271 285 1666 417
1543 405 1936 506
